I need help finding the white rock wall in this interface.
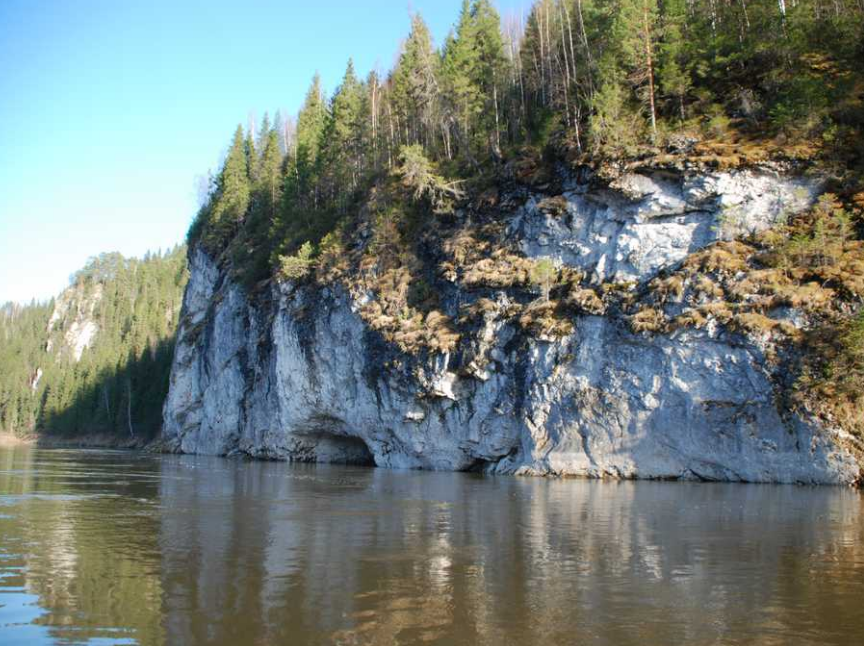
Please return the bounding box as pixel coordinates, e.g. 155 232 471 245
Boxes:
162 167 860 485
514 167 818 283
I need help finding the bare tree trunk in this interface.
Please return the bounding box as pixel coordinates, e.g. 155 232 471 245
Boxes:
708 0 718 37
575 0 596 98
562 0 578 84
537 3 546 106
778 0 790 44
739 0 752 30
557 3 574 135
126 378 134 438
370 78 378 168
102 385 111 420
386 101 395 169
544 0 552 106
643 0 658 140
493 82 502 156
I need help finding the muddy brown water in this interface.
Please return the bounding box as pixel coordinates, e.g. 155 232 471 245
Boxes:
1 446 862 645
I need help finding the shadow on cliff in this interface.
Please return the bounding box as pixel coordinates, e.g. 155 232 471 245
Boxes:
35 336 177 447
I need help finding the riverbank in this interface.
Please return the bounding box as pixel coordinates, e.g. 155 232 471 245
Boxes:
0 432 30 447
0 432 154 450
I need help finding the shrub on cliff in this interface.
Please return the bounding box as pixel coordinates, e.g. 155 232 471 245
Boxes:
277 242 314 282
394 145 465 214
530 258 557 302
796 310 864 444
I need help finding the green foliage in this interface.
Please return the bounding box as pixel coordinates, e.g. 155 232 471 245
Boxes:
394 145 465 214
391 14 439 147
318 60 367 204
590 75 642 154
187 0 864 303
193 125 251 253
0 248 188 439
296 74 328 174
657 0 691 120
277 242 315 281
796 309 864 441
530 258 557 302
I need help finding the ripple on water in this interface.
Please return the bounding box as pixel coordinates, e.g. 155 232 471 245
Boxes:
0 447 863 646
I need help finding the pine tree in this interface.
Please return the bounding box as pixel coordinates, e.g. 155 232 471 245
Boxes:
257 129 283 220
244 128 258 183
256 112 272 154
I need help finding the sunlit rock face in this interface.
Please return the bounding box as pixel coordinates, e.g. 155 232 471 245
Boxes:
514 167 817 283
162 166 860 485
46 283 103 361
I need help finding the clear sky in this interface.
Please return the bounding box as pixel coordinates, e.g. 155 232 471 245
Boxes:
0 0 528 304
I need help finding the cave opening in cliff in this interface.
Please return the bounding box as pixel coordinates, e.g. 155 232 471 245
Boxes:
304 431 376 467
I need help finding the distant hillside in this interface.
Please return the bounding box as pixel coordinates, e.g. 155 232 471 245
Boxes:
0 247 187 441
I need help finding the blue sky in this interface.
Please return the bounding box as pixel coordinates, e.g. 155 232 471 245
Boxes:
0 0 528 304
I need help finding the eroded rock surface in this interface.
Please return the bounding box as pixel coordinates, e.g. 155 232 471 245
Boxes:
163 166 860 485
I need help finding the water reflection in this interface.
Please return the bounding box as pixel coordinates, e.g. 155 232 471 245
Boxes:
0 446 863 645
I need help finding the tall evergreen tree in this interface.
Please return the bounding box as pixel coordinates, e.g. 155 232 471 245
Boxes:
616 0 660 139
470 0 508 154
207 126 251 249
391 14 439 149
442 0 482 158
292 74 328 209
320 59 365 197
657 0 691 121
257 129 283 220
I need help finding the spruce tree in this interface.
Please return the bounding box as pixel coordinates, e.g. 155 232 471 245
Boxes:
391 14 439 149
616 0 660 139
470 0 507 155
320 59 365 197
257 129 283 220
293 74 328 208
208 125 251 249
244 128 258 183
657 0 691 121
442 0 482 157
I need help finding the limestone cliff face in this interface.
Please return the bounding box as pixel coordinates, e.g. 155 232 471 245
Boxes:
46 283 103 361
162 165 861 485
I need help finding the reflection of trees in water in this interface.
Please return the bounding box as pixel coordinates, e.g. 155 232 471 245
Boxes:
3 448 862 646
156 460 864 646
0 446 164 645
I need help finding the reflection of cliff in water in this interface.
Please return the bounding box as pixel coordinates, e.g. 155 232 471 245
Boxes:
155 456 864 646
2 447 863 646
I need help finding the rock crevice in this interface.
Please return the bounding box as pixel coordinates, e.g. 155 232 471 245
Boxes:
162 166 860 485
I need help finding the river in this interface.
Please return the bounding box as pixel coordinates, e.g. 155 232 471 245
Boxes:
0 446 862 645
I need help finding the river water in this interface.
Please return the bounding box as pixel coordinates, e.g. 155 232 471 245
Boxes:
0 446 862 645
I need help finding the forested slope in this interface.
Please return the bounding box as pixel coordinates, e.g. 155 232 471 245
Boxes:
184 0 864 444
4 0 864 458
0 248 187 441
190 0 864 277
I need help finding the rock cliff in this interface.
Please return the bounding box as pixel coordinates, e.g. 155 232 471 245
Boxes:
163 165 861 485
